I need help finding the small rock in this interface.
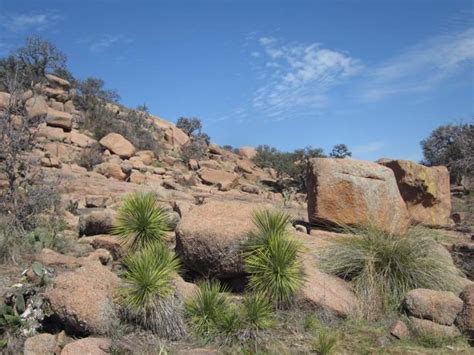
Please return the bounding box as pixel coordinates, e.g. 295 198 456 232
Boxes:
24 333 59 355
61 337 111 355
403 288 463 326
390 320 410 339
79 210 116 236
99 133 136 158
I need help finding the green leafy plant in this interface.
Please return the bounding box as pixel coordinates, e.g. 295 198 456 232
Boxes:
318 226 464 319
185 280 231 336
113 192 171 252
312 329 338 355
244 210 305 308
241 292 274 331
120 243 185 339
0 302 21 335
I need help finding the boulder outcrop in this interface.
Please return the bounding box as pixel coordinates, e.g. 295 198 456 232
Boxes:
403 288 463 326
306 158 410 234
378 159 452 227
176 200 269 278
45 261 119 335
456 284 474 340
198 168 239 191
99 133 136 158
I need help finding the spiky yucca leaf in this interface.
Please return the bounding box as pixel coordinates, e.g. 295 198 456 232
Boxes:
121 243 180 309
185 280 231 336
246 209 293 251
113 192 170 252
120 243 185 338
242 292 274 330
318 225 464 318
246 233 304 307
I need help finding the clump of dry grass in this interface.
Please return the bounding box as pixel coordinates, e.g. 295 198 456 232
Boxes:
318 226 463 319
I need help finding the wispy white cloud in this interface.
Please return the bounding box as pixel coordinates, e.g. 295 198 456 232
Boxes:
352 141 385 155
79 34 131 52
0 12 63 32
250 37 362 120
360 27 474 101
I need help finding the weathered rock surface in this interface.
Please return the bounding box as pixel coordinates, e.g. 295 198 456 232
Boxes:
45 262 119 335
0 91 10 110
25 96 49 118
89 235 122 260
198 168 239 191
379 159 452 227
46 109 73 131
390 320 410 339
456 284 474 340
99 133 136 158
79 210 116 236
300 257 358 317
46 74 71 89
403 288 463 326
306 158 410 234
23 333 59 355
94 162 127 181
239 146 257 160
409 317 461 337
61 337 111 355
176 200 269 278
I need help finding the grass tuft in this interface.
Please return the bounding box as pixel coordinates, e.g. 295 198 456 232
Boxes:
242 292 274 331
113 192 170 252
312 329 338 355
318 225 463 319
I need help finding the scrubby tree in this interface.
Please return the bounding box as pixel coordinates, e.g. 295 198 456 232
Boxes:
253 145 325 191
0 36 67 92
421 123 473 182
136 103 149 113
176 117 202 137
329 144 351 159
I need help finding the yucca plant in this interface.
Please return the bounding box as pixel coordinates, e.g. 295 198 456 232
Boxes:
318 225 464 319
120 243 186 339
242 292 274 331
113 192 170 252
185 280 231 336
244 209 305 308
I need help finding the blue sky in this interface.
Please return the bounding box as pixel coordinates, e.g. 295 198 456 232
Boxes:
0 0 473 161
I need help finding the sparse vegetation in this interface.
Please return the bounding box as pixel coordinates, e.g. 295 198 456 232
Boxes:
421 123 473 182
253 145 325 191
312 329 338 355
76 143 103 171
180 139 208 164
120 243 186 339
318 226 464 319
176 117 203 137
113 192 171 252
244 210 305 308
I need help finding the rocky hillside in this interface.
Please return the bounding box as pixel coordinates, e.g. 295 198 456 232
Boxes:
1 72 473 354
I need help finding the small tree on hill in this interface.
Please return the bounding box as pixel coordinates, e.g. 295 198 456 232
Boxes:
420 123 472 182
176 117 202 137
329 144 351 159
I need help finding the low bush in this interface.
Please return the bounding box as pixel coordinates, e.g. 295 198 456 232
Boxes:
181 139 208 164
244 210 305 308
76 143 103 171
318 226 464 319
120 243 185 339
112 192 171 252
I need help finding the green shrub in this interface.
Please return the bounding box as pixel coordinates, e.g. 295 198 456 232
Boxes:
312 329 338 355
318 226 464 319
120 243 185 339
244 210 305 308
241 292 274 331
185 280 231 336
113 192 171 252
